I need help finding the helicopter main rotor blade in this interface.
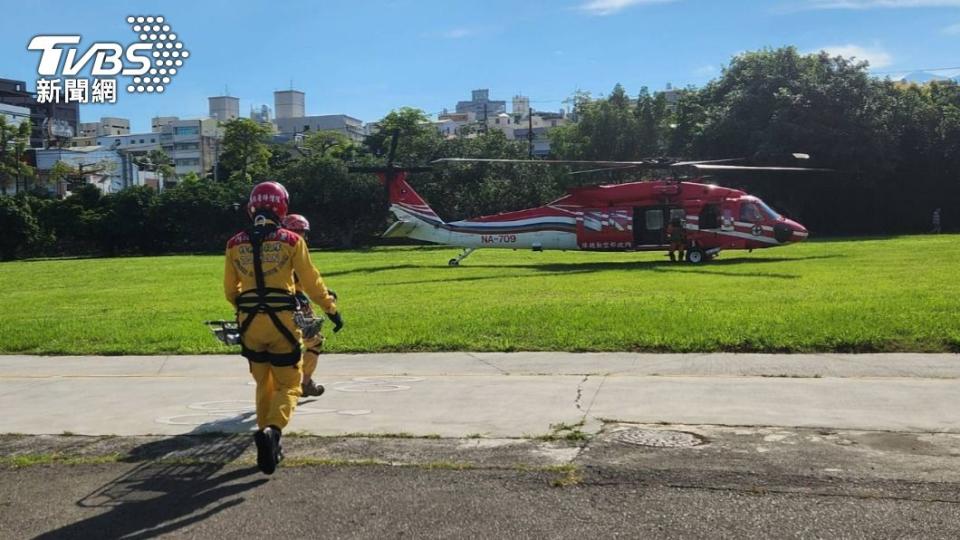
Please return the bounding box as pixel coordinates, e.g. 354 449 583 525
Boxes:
347 166 433 174
568 165 643 176
431 157 675 168
688 164 834 172
671 157 746 167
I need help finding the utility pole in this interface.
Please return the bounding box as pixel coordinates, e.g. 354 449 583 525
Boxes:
15 144 22 193
482 103 488 134
213 137 220 183
527 108 535 158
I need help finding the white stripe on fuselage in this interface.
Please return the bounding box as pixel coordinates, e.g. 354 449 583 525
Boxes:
391 205 578 249
712 229 779 245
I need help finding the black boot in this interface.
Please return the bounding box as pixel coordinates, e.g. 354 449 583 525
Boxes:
273 426 284 465
254 426 281 475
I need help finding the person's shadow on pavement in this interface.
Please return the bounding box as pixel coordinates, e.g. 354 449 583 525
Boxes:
35 412 267 539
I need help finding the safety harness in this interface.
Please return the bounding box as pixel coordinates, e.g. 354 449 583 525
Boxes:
236 220 301 366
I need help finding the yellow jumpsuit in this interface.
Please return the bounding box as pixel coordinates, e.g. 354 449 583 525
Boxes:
224 225 337 430
295 284 324 383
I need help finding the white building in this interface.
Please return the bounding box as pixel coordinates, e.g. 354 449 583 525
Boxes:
34 146 128 195
251 104 272 124
433 111 475 138
455 89 506 120
512 95 530 116
484 110 568 156
274 90 305 119
151 116 178 133
274 114 365 142
79 117 130 137
97 117 221 178
209 96 240 122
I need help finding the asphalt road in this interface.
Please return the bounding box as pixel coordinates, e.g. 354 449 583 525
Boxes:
2 427 959 539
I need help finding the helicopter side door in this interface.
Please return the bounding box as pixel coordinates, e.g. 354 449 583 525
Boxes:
633 206 681 247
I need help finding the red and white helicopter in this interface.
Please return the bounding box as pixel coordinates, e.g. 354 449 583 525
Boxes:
350 134 826 265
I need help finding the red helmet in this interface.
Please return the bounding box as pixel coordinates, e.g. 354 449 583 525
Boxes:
282 214 310 233
247 181 289 219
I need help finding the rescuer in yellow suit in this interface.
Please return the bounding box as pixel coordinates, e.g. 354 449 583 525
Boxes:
666 217 686 263
224 181 343 475
281 213 327 397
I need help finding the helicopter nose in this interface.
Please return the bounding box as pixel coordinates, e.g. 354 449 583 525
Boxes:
774 220 807 243
788 220 808 242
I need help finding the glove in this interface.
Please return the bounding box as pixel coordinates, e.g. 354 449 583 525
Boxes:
327 311 344 333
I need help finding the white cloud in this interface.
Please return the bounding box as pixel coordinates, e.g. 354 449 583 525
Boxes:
812 44 893 68
944 21 960 33
801 0 960 9
578 0 677 16
441 28 476 39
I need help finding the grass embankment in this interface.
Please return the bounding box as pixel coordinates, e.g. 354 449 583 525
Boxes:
1 235 957 354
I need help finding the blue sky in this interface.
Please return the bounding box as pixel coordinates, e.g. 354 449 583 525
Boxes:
2 0 959 132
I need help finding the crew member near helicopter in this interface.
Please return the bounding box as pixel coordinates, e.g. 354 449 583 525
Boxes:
224 181 342 475
666 216 687 262
281 213 329 398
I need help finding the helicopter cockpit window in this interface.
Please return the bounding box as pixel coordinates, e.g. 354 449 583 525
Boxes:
756 200 782 221
739 202 762 223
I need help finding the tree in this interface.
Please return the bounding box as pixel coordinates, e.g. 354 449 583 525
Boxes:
98 186 157 254
667 88 706 156
281 131 383 247
0 196 40 260
299 131 358 160
0 118 34 195
48 159 117 194
148 174 249 253
634 86 670 156
425 130 560 220
219 118 272 183
549 84 641 160
363 107 441 165
133 149 175 187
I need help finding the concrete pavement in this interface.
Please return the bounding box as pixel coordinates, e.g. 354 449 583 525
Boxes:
1 352 958 437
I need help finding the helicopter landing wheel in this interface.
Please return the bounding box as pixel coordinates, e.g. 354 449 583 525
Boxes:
447 247 475 266
686 248 706 264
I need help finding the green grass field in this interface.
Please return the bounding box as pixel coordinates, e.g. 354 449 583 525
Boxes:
1 235 958 354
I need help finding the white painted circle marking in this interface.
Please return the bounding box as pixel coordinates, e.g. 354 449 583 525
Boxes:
353 376 425 383
156 413 235 426
334 384 410 393
189 400 251 412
